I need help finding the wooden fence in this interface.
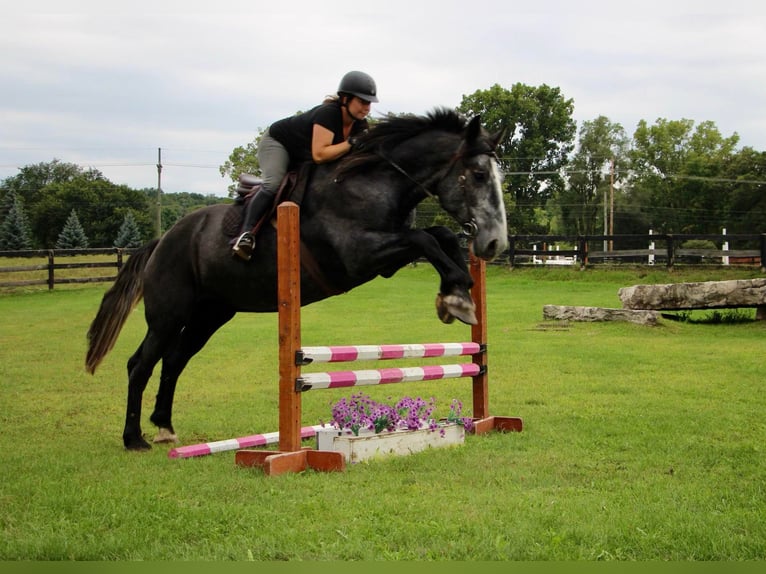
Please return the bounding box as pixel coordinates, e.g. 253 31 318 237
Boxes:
1 232 764 291
505 232 766 271
0 248 136 290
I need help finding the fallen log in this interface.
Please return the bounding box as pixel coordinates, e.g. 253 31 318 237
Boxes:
618 278 766 320
543 305 661 326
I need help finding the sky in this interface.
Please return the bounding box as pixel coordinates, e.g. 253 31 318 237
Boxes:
2 0 765 197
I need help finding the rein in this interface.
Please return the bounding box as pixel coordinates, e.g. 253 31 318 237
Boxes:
376 142 484 238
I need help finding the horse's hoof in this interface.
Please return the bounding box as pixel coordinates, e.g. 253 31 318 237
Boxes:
153 427 179 444
435 293 456 324
124 435 152 451
435 293 477 325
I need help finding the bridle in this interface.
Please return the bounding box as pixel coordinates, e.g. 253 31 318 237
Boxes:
376 141 496 238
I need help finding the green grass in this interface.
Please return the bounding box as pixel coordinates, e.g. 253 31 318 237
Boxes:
1 265 765 560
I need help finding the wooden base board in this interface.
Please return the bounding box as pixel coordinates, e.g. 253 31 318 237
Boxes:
235 448 346 476
471 415 523 434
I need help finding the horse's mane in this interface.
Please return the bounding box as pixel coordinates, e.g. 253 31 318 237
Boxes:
336 108 468 175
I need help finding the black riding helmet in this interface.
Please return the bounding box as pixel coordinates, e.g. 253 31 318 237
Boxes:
338 70 379 103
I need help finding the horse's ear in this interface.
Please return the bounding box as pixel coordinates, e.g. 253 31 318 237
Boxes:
490 126 507 150
466 115 482 142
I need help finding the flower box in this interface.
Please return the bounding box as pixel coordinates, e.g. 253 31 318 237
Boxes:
316 423 465 464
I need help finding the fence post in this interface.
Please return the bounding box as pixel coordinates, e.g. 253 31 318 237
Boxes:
47 250 55 290
507 236 516 268
760 234 766 273
116 248 124 271
666 235 675 269
578 236 588 269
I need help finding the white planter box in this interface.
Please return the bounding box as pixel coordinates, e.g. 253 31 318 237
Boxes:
316 424 465 464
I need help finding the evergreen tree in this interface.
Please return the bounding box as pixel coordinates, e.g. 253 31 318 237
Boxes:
56 209 89 249
0 193 34 250
114 211 143 248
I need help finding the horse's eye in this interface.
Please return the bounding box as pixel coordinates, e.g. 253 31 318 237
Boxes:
472 170 487 183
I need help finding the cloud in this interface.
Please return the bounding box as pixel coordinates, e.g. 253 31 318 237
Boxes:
2 0 765 195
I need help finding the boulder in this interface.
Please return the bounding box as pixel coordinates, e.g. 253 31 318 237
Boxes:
543 305 661 326
618 278 766 314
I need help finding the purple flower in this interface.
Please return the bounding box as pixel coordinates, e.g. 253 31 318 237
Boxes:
326 393 473 435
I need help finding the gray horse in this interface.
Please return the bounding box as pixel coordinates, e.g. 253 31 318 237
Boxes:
86 108 508 450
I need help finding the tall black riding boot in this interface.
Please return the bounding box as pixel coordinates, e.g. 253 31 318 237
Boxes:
232 188 277 261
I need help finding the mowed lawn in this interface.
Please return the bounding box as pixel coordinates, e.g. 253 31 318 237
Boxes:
0 264 764 560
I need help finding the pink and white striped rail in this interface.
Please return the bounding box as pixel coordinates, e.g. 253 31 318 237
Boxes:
298 362 482 390
167 424 327 459
299 342 481 364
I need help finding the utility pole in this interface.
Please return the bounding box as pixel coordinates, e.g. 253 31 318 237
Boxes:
156 147 162 238
609 157 615 251
603 187 608 252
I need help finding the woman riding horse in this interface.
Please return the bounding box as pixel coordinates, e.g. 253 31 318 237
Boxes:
233 70 378 260
86 108 508 450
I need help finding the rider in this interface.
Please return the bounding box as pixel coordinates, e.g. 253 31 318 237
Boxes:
232 70 378 260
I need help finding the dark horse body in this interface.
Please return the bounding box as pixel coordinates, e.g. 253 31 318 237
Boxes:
86 109 508 450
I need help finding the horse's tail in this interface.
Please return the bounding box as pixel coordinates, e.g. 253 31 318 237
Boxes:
85 239 160 374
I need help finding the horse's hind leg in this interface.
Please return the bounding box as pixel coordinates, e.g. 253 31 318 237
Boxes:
123 330 169 450
149 302 236 444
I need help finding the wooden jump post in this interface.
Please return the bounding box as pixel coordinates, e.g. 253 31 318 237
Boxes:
235 201 522 475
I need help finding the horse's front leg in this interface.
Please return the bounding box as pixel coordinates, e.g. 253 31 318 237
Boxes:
422 227 477 325
375 227 476 325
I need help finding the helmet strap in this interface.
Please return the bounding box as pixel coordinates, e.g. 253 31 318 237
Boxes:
339 94 358 121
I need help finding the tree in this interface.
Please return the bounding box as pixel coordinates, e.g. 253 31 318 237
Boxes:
458 83 577 233
219 129 265 197
627 118 739 234
56 209 89 249
553 116 629 236
0 193 34 250
2 160 153 247
1 159 99 213
32 177 151 247
141 189 227 233
114 211 143 248
721 147 766 234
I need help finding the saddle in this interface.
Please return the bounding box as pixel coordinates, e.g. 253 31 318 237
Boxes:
222 162 342 296
222 162 313 238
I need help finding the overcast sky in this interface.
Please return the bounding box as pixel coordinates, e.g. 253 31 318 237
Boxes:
2 0 765 196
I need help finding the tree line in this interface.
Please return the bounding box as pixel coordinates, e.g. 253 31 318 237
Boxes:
3 82 765 249
0 160 223 250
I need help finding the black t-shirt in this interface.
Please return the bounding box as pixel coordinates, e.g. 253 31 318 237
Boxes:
268 101 369 164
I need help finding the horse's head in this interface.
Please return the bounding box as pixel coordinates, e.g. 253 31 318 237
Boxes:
335 110 508 261
436 115 508 261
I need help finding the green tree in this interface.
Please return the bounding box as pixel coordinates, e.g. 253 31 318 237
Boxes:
0 193 34 250
33 177 151 247
56 209 89 249
553 116 629 236
627 118 739 233
1 159 98 214
219 129 265 197
114 211 144 248
721 147 766 233
458 83 577 234
2 160 153 247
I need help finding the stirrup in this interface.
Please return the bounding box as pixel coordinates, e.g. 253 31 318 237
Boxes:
232 232 255 261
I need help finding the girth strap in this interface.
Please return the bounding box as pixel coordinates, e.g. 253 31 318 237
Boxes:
269 218 344 298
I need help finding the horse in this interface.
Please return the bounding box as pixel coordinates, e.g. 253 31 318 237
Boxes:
85 108 508 450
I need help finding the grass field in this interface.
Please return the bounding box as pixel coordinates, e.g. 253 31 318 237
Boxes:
1 263 765 560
